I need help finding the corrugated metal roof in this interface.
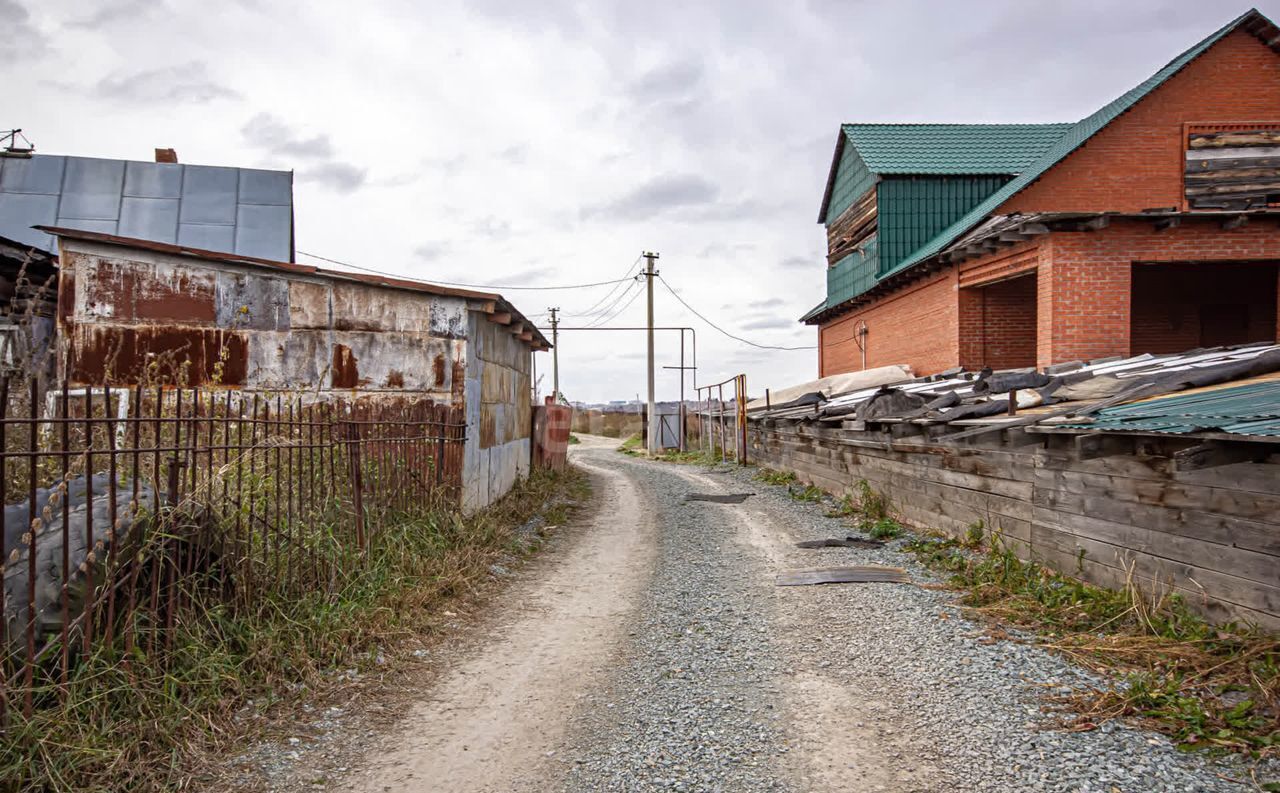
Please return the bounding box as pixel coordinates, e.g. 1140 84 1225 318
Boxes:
840 124 1071 175
0 154 294 261
811 8 1280 321
1061 380 1280 436
884 8 1279 279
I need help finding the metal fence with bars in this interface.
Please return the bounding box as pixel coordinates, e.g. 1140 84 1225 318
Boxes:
0 379 465 719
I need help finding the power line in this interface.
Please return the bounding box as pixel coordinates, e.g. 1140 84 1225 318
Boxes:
656 275 817 351
296 249 634 291
581 277 641 327
587 280 644 328
565 254 643 318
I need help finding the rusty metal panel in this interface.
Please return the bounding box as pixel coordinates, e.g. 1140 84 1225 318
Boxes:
287 280 331 329
430 296 468 339
215 270 289 330
479 402 497 447
73 254 216 324
68 323 248 386
244 329 326 388
330 281 436 332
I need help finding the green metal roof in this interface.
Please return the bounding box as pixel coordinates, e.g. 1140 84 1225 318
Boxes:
841 124 1071 175
884 8 1277 280
808 8 1280 323
1060 380 1280 436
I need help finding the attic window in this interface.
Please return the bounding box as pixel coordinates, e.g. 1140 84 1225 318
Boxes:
1185 125 1280 211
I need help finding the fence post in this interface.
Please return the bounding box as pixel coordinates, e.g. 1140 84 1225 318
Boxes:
348 414 366 552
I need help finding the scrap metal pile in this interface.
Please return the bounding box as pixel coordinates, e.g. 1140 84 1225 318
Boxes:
750 342 1280 439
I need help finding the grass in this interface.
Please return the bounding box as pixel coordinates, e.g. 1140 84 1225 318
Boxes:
567 434 581 445
755 468 797 486
1 466 591 792
904 528 1280 761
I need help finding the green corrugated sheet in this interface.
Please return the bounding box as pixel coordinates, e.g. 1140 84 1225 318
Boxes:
884 8 1268 280
822 143 878 225
842 124 1071 175
877 176 1011 275
823 241 880 315
1060 380 1280 436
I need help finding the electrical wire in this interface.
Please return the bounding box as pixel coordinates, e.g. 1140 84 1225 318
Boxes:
656 275 817 351
579 277 641 327
296 249 634 291
586 280 644 328
564 254 643 318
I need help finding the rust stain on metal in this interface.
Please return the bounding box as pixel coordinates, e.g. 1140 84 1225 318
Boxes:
433 355 446 388
384 370 405 388
56 269 75 329
70 325 248 386
331 344 359 389
452 358 466 399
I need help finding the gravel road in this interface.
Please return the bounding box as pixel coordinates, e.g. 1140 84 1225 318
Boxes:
345 436 1268 792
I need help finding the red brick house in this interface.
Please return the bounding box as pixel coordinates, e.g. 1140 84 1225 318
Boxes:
804 9 1280 376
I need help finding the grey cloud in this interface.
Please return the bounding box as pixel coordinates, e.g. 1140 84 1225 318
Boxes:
740 317 796 331
297 163 367 193
585 174 718 221
498 266 556 285
472 216 512 240
1 0 47 58
780 256 811 269
241 113 334 158
66 0 155 28
498 145 528 164
698 242 756 259
414 242 451 261
747 297 786 310
96 61 238 104
627 59 704 104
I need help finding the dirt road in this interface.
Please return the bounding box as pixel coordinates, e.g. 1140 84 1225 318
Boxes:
344 436 1253 793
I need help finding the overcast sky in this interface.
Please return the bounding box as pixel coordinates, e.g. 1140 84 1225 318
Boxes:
10 1 1278 403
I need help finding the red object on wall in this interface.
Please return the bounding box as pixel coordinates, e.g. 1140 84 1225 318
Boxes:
533 404 573 470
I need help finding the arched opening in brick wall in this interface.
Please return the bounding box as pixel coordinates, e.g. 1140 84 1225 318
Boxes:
1130 261 1279 355
958 272 1038 371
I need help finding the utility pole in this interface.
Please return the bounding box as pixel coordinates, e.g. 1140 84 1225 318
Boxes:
642 252 659 454
547 306 560 404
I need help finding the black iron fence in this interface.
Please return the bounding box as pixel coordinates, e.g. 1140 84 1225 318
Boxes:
0 379 465 719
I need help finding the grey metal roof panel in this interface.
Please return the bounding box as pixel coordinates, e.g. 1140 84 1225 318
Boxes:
123 161 182 199
178 222 236 251
59 157 125 220
0 154 293 260
119 197 180 243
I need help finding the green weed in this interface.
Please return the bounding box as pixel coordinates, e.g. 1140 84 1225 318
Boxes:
754 468 798 486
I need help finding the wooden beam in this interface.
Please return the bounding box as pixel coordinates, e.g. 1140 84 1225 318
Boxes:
508 322 524 336
488 311 513 325
519 330 534 342
1172 441 1267 472
1075 433 1134 461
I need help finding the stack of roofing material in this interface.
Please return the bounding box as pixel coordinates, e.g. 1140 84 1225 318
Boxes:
744 365 913 412
750 343 1280 438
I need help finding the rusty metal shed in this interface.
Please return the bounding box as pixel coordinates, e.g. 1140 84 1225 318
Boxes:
42 226 550 512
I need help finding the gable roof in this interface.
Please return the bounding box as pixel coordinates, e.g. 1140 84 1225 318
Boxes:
817 123 1069 222
880 7 1280 281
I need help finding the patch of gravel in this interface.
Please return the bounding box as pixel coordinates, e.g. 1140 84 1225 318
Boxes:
556 452 794 791
717 462 1275 792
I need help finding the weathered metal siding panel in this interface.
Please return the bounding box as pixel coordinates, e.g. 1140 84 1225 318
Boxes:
876 176 1010 275
0 154 292 260
823 142 877 225
461 311 533 514
58 239 471 400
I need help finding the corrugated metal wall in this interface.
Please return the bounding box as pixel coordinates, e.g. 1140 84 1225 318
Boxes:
876 176 1010 275
822 143 878 225
825 238 879 311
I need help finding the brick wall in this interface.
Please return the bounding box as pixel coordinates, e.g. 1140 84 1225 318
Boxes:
1131 262 1279 353
1001 28 1280 214
819 269 957 376
1040 219 1280 364
957 274 1038 370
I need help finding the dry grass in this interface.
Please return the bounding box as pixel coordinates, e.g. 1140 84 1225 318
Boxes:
0 466 590 793
905 533 1279 762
